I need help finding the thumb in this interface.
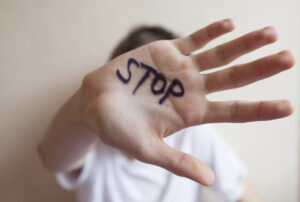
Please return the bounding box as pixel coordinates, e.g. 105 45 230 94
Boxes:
145 141 215 186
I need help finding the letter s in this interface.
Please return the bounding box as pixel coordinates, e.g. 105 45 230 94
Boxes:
116 58 139 84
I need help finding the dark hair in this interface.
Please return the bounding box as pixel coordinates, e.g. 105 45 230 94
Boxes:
110 26 178 60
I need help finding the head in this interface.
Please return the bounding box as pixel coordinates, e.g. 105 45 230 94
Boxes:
110 26 178 60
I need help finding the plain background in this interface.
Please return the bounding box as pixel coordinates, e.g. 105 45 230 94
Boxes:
0 0 299 201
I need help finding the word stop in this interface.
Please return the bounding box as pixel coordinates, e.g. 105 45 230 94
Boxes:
116 58 185 105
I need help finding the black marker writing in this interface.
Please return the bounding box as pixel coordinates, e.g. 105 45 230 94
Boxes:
159 78 184 104
116 57 184 104
132 62 155 94
151 72 167 95
140 62 167 95
116 58 139 84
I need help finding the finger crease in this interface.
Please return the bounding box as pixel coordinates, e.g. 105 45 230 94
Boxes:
230 101 239 122
215 46 227 64
229 66 239 87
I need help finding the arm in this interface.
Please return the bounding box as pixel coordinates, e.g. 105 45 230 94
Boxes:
38 87 98 172
38 19 294 185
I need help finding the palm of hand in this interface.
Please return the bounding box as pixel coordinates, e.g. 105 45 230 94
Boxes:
83 19 294 185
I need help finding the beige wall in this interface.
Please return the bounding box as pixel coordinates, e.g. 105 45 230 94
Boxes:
0 0 299 201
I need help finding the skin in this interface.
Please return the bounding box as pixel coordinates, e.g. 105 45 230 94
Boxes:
38 19 294 200
239 179 265 202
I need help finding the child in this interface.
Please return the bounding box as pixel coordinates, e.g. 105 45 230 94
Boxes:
38 19 294 202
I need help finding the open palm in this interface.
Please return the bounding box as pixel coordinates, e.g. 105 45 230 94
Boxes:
82 19 294 185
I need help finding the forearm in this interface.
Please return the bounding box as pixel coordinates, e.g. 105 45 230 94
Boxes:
38 87 98 172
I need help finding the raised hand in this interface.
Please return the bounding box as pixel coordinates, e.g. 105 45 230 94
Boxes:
81 19 294 186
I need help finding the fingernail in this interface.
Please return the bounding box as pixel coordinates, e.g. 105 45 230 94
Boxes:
222 19 235 30
277 101 293 116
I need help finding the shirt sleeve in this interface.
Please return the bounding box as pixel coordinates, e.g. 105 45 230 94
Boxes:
193 125 247 202
54 148 95 190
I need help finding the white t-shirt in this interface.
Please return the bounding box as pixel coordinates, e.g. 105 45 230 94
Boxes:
56 125 247 202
